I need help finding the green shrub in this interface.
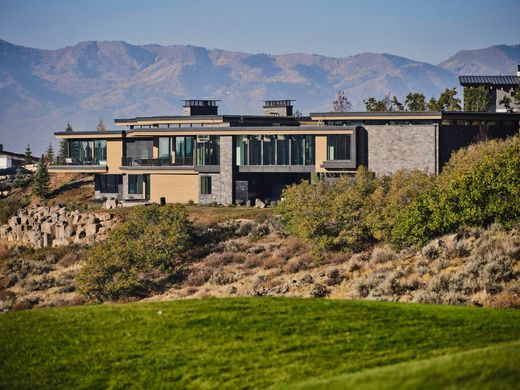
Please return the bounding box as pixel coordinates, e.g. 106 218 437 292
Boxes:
277 135 519 252
0 198 28 225
366 169 434 242
392 135 520 247
277 167 377 253
77 204 193 302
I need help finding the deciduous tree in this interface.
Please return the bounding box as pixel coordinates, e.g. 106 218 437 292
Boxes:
332 90 352 112
405 93 426 111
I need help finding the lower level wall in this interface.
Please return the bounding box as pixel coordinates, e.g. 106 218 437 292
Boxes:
365 125 437 176
149 173 198 204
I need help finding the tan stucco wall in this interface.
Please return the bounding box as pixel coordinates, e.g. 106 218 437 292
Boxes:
315 136 328 172
106 140 123 174
150 173 198 204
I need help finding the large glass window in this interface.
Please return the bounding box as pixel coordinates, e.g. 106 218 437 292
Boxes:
262 135 276 165
69 140 107 164
158 137 171 164
235 135 315 166
175 136 194 165
276 136 289 165
96 174 120 193
196 136 219 165
249 136 262 165
304 136 315 165
236 136 248 165
128 174 143 194
125 139 153 163
94 140 107 165
290 135 304 165
327 134 351 160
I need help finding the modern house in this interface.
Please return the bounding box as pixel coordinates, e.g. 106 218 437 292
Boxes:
49 100 519 205
0 144 36 171
460 65 520 112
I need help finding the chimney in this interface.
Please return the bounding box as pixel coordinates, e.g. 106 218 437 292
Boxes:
182 100 219 116
263 100 294 116
517 64 520 77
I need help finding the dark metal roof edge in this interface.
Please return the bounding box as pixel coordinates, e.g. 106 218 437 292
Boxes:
310 111 442 117
126 125 356 134
54 131 125 136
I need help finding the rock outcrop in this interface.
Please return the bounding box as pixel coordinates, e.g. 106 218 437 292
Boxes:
0 205 122 248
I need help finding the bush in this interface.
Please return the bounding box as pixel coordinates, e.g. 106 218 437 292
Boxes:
277 167 377 254
77 204 192 302
392 136 520 247
0 199 28 225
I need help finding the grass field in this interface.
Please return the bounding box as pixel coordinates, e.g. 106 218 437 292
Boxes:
1 298 519 389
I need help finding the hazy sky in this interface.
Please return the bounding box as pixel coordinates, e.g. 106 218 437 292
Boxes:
1 0 519 63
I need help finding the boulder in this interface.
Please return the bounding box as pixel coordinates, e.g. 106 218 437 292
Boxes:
254 198 266 209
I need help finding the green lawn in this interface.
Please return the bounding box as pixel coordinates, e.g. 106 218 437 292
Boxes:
1 298 519 389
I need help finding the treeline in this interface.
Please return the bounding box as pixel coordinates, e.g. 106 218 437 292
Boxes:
363 88 461 112
277 135 520 254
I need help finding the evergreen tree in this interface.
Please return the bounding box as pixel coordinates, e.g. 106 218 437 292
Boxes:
13 167 28 188
45 143 55 165
57 139 68 165
24 144 33 165
32 155 50 199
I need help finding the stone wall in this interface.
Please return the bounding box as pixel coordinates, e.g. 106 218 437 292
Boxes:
365 124 438 176
198 136 234 205
0 205 122 248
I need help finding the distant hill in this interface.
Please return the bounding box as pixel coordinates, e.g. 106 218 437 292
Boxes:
439 44 520 75
0 39 518 152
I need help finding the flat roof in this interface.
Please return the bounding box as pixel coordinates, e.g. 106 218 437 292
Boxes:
310 111 520 120
459 75 520 86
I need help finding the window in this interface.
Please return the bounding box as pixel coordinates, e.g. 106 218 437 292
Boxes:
290 135 304 165
235 135 315 166
276 135 289 165
175 136 194 165
304 135 315 165
327 134 351 160
96 174 120 193
196 136 219 165
94 140 107 165
128 175 143 194
249 136 262 165
159 137 171 163
262 135 276 165
200 176 212 195
69 140 103 164
236 135 248 165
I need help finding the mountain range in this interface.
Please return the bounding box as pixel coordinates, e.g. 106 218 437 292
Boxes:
1 39 519 153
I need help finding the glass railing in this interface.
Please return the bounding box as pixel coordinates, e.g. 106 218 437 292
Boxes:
121 157 193 167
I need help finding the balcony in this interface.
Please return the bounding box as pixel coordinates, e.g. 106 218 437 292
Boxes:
48 158 108 173
120 157 194 170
